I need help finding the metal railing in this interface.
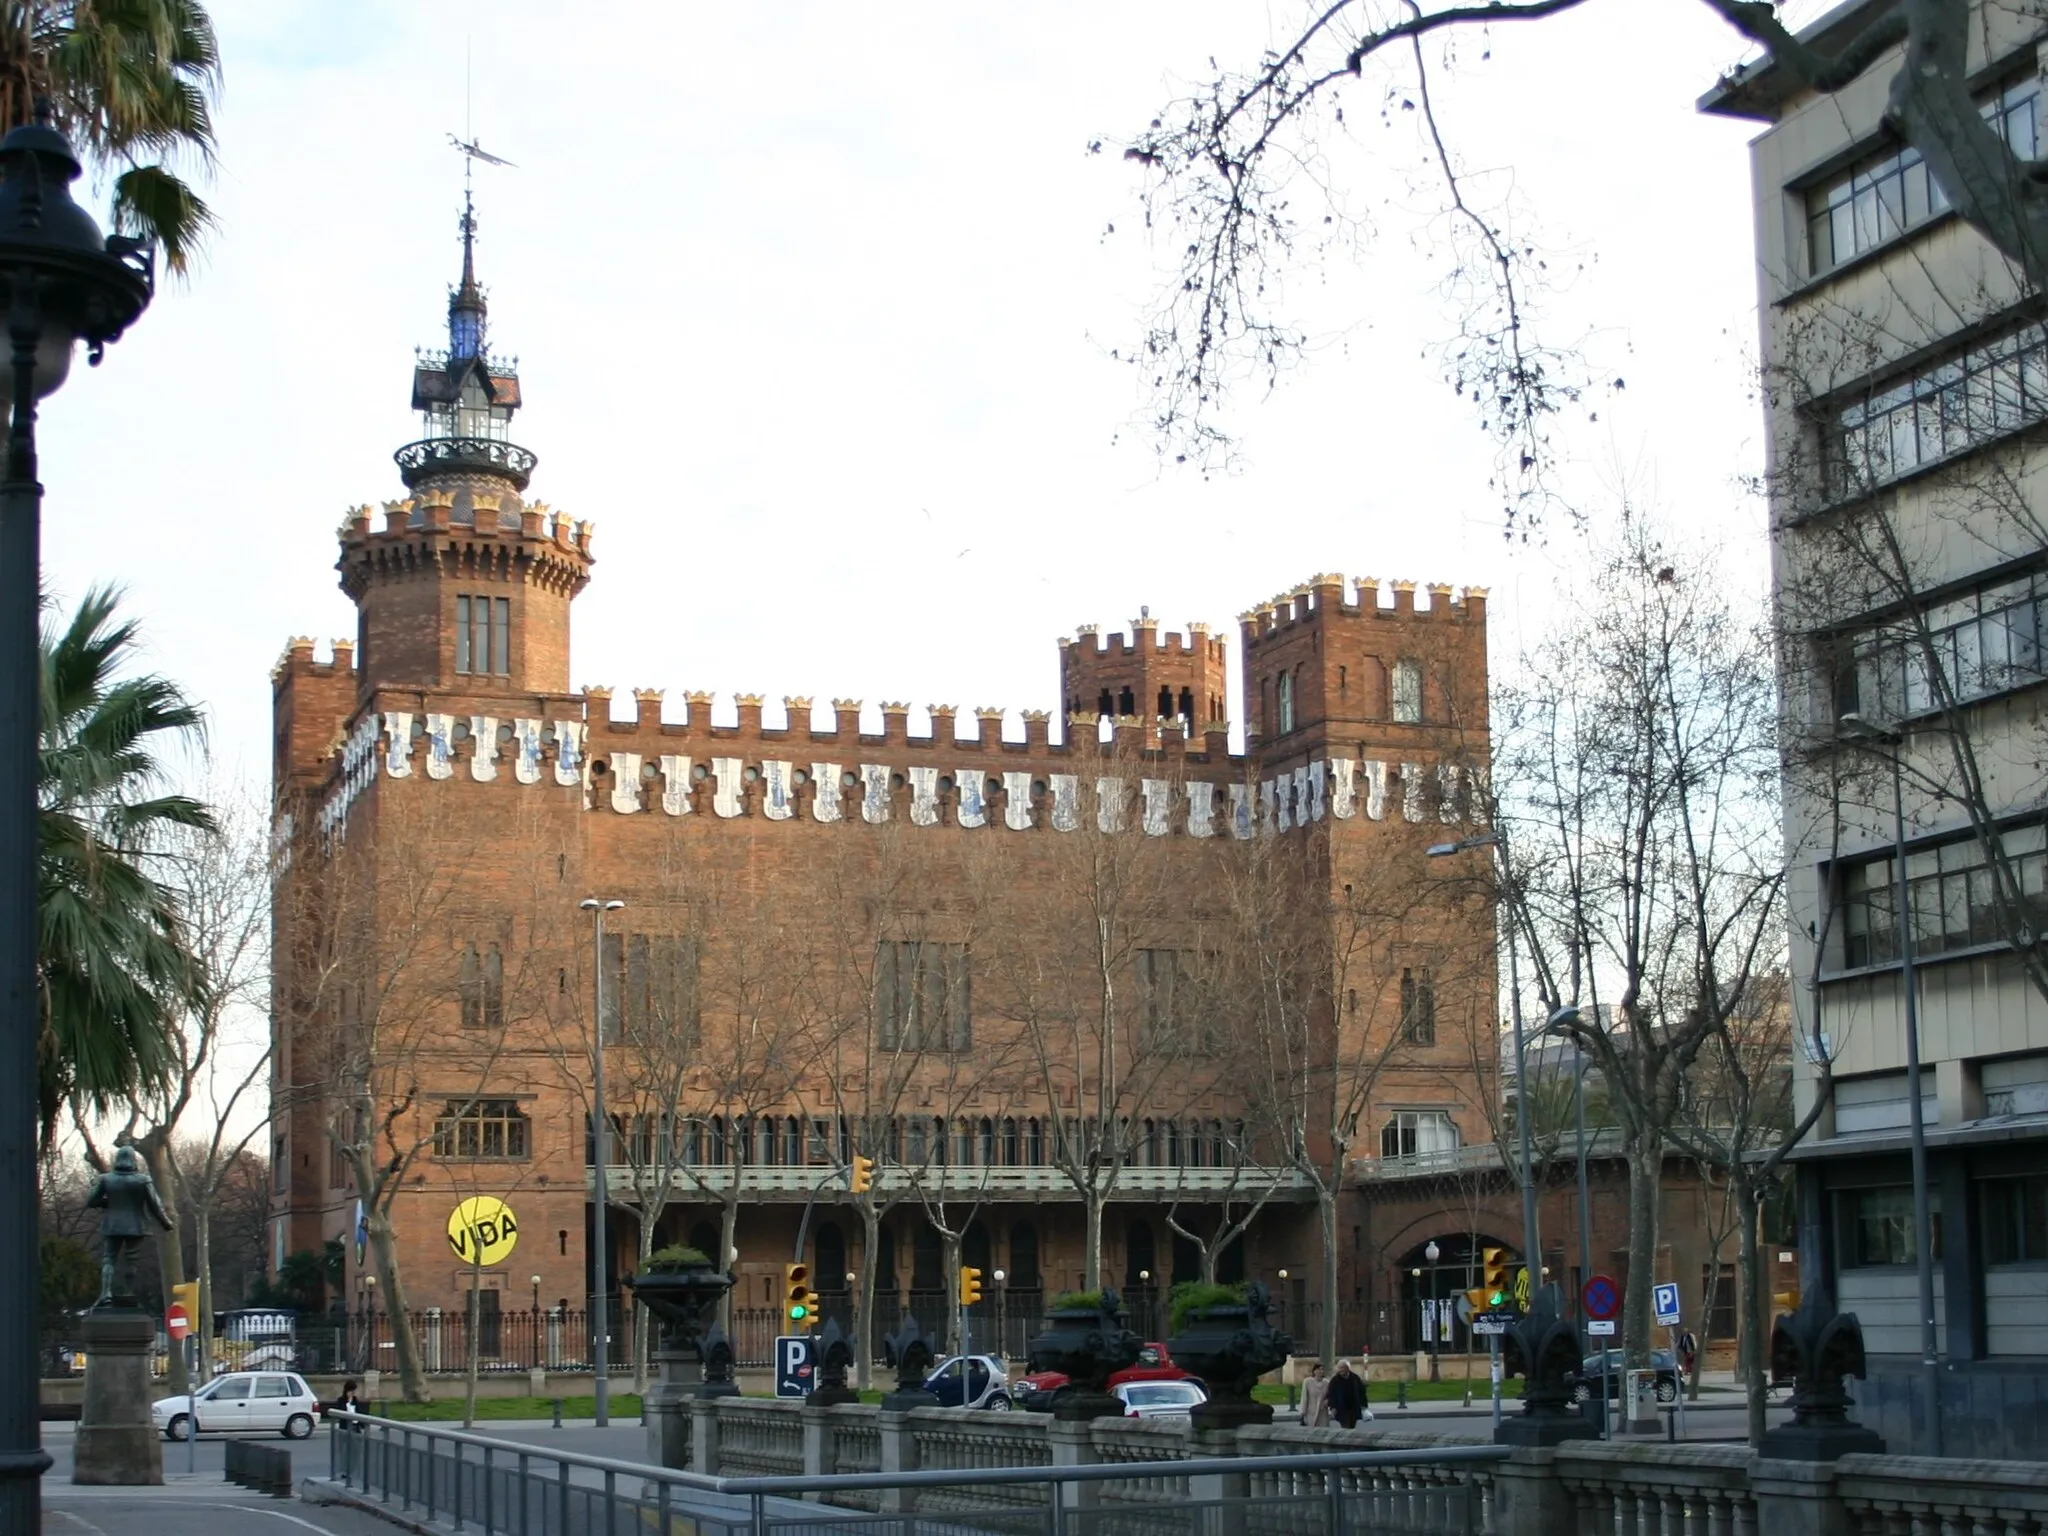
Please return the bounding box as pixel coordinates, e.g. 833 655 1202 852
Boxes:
326 1410 1510 1535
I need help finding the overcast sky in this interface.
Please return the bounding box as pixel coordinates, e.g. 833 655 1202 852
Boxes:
41 0 1802 792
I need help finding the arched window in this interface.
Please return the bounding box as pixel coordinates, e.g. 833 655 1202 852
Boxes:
1117 685 1135 716
1026 1118 1044 1167
757 1115 778 1166
1393 658 1423 722
1277 671 1295 734
1097 689 1113 716
1143 1119 1159 1168
1002 1117 1019 1167
709 1115 727 1165
1125 1221 1155 1288
1165 1120 1181 1167
963 1221 992 1275
1157 686 1173 718
912 1225 943 1291
1009 1222 1041 1290
785 1117 803 1166
877 1227 899 1294
1209 1119 1226 1167
978 1117 995 1166
906 1118 928 1165
1178 687 1194 726
815 1221 847 1292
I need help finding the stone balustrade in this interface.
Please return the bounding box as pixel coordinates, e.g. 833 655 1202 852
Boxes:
645 1393 2048 1535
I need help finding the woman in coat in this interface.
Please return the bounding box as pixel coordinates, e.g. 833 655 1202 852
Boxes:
1300 1363 1331 1427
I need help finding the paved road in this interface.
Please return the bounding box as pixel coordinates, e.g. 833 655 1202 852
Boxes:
43 1489 406 1536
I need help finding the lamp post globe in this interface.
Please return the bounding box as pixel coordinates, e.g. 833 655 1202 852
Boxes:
1423 1243 1442 1381
0 115 153 1531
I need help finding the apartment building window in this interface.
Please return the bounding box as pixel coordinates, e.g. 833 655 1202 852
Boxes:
1379 1110 1459 1163
1837 1185 1942 1267
1834 571 2048 721
1392 659 1423 723
1838 823 2047 968
454 594 510 675
458 943 504 1030
1980 1177 2048 1265
1807 78 2039 275
1400 967 1437 1046
875 940 971 1052
434 1098 530 1159
1827 319 2048 499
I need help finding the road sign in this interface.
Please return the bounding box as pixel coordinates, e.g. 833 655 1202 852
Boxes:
1454 1294 1473 1324
1587 1319 1616 1336
1471 1315 1509 1336
1582 1273 1620 1322
446 1195 519 1267
1652 1282 1682 1327
165 1304 191 1341
775 1334 816 1397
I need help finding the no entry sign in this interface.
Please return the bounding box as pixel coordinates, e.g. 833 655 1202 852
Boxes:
1582 1274 1620 1322
165 1303 191 1341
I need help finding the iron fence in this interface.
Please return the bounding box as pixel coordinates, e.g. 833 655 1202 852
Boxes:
326 1410 1509 1536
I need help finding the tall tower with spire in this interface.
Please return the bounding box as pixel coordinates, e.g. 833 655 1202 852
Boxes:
337 186 590 698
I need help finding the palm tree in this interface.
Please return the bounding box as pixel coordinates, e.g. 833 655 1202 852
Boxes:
39 585 210 1143
0 1 222 272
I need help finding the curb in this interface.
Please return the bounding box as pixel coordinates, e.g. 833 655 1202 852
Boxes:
299 1476 440 1533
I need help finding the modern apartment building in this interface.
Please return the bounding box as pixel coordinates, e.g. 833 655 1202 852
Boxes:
1706 1 2048 1457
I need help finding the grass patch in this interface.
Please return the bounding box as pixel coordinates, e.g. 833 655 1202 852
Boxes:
1249 1379 1530 1407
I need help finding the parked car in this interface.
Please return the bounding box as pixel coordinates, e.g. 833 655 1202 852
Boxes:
1010 1342 1194 1411
922 1353 1012 1410
1566 1349 1680 1404
152 1370 322 1441
1114 1380 1208 1420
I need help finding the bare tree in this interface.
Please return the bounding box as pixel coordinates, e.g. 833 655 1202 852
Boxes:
1117 0 2048 504
1494 500 1790 1382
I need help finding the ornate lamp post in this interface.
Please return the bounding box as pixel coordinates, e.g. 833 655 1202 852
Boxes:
1425 1241 1442 1381
0 115 151 1525
580 896 625 1426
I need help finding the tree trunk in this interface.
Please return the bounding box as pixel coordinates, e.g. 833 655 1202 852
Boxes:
367 1205 430 1401
718 1193 740 1338
1736 1178 1768 1447
1319 1190 1339 1366
1620 1126 1661 1378
855 1200 880 1391
1083 1187 1104 1293
942 1227 964 1358
193 1202 215 1386
463 1276 481 1428
633 1211 656 1395
144 1139 190 1396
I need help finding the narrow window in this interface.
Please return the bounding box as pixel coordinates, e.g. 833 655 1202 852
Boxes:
455 596 472 674
471 597 489 681
483 943 504 1028
492 597 511 674
1277 672 1295 734
459 945 483 1030
1118 686 1135 716
1392 660 1423 722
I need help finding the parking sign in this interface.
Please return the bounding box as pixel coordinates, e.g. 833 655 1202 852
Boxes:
775 1334 815 1397
1652 1282 1682 1327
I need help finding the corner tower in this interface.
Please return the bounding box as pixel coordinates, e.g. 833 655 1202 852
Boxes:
1059 610 1229 732
338 188 591 697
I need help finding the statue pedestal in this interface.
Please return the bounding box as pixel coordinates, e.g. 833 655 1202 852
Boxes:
74 1310 163 1485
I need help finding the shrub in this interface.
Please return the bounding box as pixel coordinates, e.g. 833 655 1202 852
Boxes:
643 1245 712 1273
1168 1281 1247 1335
1048 1289 1106 1313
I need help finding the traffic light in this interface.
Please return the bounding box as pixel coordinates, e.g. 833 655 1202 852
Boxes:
784 1263 819 1326
959 1266 984 1308
1772 1285 1800 1317
849 1155 875 1196
1482 1247 1511 1310
1464 1286 1492 1317
169 1280 199 1319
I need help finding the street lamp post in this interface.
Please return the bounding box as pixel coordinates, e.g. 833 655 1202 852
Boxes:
1428 834 1542 1287
0 116 151 1529
1425 1241 1441 1381
993 1270 1007 1362
1543 1006 1598 1328
1838 713 1941 1457
581 897 625 1427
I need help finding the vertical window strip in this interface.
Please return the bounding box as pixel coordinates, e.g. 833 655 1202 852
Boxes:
493 597 510 674
455 595 472 674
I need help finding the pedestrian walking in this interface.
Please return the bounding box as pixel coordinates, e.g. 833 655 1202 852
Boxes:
1327 1359 1368 1428
1300 1363 1330 1427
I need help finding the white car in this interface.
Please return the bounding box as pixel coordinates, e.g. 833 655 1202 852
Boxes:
1114 1380 1208 1420
153 1370 322 1441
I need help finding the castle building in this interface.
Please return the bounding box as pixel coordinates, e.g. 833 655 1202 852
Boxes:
267 195 1507 1365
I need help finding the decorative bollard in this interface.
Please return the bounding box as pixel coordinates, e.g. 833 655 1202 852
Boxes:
552 1397 563 1429
1397 1379 1408 1409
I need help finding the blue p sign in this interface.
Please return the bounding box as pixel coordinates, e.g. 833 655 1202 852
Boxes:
1652 1282 1682 1326
775 1334 815 1397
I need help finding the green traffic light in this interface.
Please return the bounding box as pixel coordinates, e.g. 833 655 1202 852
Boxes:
789 1305 809 1321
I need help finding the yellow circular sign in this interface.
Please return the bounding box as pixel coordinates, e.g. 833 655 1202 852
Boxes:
447 1196 519 1267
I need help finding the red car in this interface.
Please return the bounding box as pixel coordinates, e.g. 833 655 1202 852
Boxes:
1009 1343 1194 1410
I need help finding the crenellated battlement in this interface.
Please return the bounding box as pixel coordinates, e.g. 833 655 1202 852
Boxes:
1237 574 1488 642
271 635 358 686
1059 618 1226 662
338 495 595 560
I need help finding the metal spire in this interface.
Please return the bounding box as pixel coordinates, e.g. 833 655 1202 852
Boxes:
445 135 514 361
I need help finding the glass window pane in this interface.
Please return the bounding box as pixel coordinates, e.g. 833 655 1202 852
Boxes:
455 596 471 674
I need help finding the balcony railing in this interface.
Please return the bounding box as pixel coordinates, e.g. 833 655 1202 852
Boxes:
585 1161 1315 1201
394 435 538 490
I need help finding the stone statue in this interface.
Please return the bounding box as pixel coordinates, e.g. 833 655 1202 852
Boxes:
86 1146 172 1309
